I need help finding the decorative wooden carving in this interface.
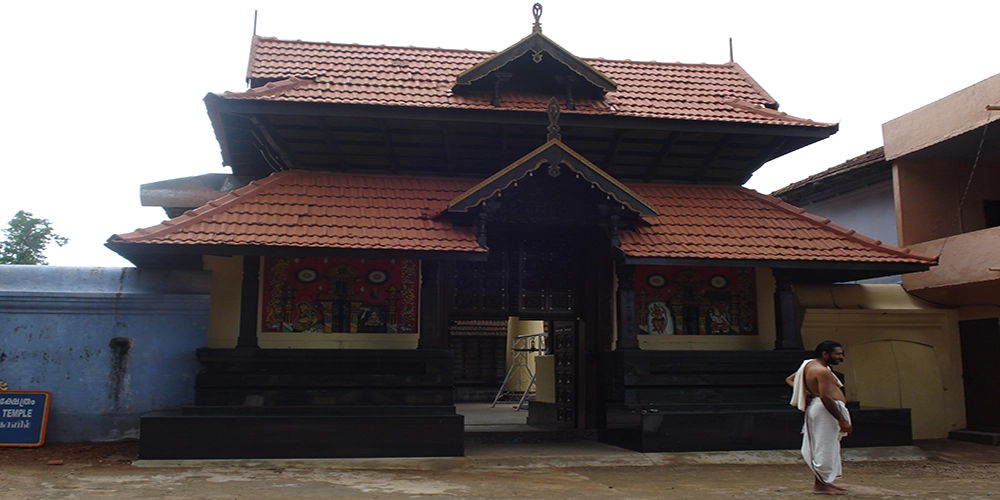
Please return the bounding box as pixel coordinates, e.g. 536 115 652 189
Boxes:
546 97 561 141
451 251 508 316
517 240 576 317
616 265 639 350
552 320 576 424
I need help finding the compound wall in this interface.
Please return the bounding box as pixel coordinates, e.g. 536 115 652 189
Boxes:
0 266 210 442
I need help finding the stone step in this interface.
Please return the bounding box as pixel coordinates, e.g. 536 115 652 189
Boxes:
949 429 1000 446
464 424 592 444
139 412 464 459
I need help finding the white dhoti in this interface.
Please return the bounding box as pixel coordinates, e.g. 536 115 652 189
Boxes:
801 398 851 484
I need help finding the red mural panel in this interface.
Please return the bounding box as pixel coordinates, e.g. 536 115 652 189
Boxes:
261 257 419 334
633 266 756 335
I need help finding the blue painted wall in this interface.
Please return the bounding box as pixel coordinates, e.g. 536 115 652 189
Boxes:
0 266 210 442
793 180 901 284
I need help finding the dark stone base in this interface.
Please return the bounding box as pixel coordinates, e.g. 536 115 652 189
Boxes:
455 385 502 402
140 348 463 459
139 412 464 459
949 429 1000 446
464 426 590 444
600 407 912 453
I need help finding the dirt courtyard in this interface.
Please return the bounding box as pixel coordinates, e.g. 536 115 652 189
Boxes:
1 440 999 499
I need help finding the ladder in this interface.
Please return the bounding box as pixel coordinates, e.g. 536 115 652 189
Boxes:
491 333 546 410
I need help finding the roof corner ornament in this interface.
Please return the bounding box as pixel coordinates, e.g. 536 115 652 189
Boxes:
546 96 561 141
532 3 543 34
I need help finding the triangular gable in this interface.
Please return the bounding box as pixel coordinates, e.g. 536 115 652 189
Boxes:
452 31 616 99
447 139 656 217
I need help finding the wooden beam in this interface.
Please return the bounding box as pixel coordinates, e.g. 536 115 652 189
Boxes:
643 131 678 182
248 131 285 172
316 117 352 171
498 123 509 163
736 136 788 184
249 116 297 170
691 134 733 184
442 122 454 175
210 96 839 139
602 129 625 171
379 119 400 173
615 264 639 350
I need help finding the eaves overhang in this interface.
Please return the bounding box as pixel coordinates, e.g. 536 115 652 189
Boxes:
622 256 933 284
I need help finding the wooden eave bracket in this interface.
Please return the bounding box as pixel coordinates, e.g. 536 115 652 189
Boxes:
447 139 656 217
452 32 617 94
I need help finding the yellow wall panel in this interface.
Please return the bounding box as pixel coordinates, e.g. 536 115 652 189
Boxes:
799 284 964 439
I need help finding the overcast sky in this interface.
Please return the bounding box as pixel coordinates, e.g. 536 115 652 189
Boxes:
2 1 998 267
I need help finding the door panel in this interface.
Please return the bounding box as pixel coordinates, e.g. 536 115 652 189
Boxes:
552 320 577 425
960 318 1000 431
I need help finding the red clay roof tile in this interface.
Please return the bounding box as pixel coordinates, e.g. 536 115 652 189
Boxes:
220 37 831 128
110 171 934 266
621 184 935 264
110 171 483 253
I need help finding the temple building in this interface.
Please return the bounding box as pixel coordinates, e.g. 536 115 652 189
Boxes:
107 6 935 458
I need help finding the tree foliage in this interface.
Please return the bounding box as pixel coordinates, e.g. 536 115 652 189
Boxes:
0 211 69 265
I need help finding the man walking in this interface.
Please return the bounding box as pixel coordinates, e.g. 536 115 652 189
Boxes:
787 341 853 495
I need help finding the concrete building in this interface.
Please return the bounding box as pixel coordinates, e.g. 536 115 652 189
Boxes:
886 73 1000 439
773 73 1000 442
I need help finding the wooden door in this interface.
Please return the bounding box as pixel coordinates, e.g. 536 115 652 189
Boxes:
960 318 1000 431
552 320 578 426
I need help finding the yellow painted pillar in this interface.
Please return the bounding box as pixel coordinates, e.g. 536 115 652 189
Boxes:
505 317 545 393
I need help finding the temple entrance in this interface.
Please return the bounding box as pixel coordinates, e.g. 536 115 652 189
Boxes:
447 227 613 432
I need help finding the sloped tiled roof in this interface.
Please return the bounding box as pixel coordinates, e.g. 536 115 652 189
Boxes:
771 147 890 206
217 36 830 128
109 171 935 266
109 171 483 253
622 183 933 264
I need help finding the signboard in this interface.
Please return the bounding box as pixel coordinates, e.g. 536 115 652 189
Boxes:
0 390 51 447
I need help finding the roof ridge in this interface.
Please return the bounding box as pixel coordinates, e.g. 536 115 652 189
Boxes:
738 188 938 264
109 171 293 244
253 35 762 72
254 35 498 56
589 59 738 68
771 146 887 197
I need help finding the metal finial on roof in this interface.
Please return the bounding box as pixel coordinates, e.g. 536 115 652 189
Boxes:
546 96 561 141
532 3 543 33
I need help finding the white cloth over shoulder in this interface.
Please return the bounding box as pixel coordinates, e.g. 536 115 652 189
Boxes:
789 359 844 411
789 359 811 411
802 398 851 483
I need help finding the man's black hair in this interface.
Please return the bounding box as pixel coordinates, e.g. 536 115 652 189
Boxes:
815 340 842 359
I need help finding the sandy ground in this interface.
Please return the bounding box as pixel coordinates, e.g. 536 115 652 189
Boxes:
2 440 999 499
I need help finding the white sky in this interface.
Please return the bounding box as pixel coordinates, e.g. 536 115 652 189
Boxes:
2 0 998 267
